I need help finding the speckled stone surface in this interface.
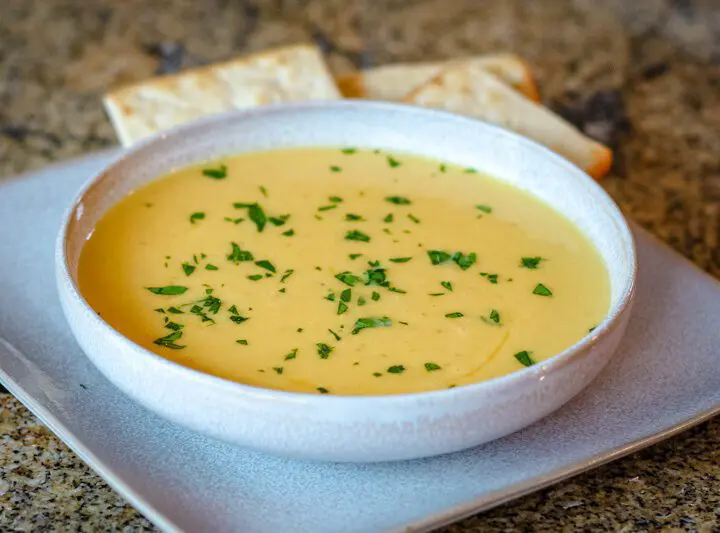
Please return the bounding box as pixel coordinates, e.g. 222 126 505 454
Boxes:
0 0 718 530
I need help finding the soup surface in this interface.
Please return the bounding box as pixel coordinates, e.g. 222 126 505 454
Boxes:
79 148 609 395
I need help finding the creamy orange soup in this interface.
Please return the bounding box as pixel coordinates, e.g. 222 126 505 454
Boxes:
78 148 609 395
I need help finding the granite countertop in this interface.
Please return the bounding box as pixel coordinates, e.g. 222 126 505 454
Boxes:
1 0 718 530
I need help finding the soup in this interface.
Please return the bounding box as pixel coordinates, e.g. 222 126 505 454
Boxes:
78 148 609 395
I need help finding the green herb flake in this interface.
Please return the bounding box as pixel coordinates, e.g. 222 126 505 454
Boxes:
269 214 290 226
352 316 392 335
349 253 363 260
167 307 184 314
328 329 342 342
439 164 447 173
357 296 367 306
224 217 244 224
373 372 383 377
440 281 453 291
480 272 499 284
371 291 380 301
589 325 597 333
521 256 543 269
475 204 493 214
340 288 352 302
330 165 342 173
385 196 410 205
247 274 263 281
445 312 464 318
164 321 183 331
227 242 254 263
427 250 452 265
259 186 268 197
452 251 477 270
146 286 188 296
345 213 364 221
514 350 536 367
272 366 284 375
335 271 360 286
248 204 267 232
182 263 196 276
337 301 349 315
389 257 412 263
428 293 444 296
255 260 276 273
533 283 553 297
316 387 330 394
282 229 295 237
230 315 249 325
279 269 294 283
316 343 334 359
489 309 500 323
383 213 394 223
202 164 227 179
189 212 205 224
387 365 405 374
153 330 185 349
341 147 357 154
345 230 371 242
407 213 421 224
386 156 401 168
318 204 338 212
464 167 478 174
424 362 441 372
236 339 249 345
285 348 298 360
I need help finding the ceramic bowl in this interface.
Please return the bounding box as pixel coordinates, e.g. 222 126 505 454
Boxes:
56 101 636 463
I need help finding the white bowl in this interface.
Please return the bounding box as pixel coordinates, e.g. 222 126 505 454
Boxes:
56 102 636 463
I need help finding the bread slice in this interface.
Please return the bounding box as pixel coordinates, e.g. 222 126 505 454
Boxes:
104 44 341 146
336 54 540 102
404 65 612 179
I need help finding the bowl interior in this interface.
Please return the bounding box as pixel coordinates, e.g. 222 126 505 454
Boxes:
64 101 635 349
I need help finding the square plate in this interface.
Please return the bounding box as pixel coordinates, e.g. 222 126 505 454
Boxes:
1 151 718 533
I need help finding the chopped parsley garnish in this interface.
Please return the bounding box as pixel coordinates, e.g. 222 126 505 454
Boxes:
514 351 536 367
345 230 371 242
335 271 360 286
445 312 464 318
269 214 290 226
383 213 394 223
389 257 412 263
371 291 380 301
424 362 441 372
316 387 330 394
202 164 227 179
328 329 342 342
227 242 253 263
236 339 248 345
428 293 444 296
480 272 499 284
521 257 543 269
589 325 597 333
272 367 283 375
407 213 421 224
388 287 406 294
489 309 500 323
167 307 184 314
316 343 334 359
205 264 219 271
259 186 268 197
439 164 447 173
285 348 298 360
464 167 478 173
146 286 188 296
230 315 249 324
164 321 183 331
441 281 453 291
533 283 553 297
247 274 263 281
318 204 338 211
325 292 336 302
475 204 492 214
153 330 185 349
341 147 357 154
182 263 196 276
330 165 342 173
280 269 294 282
248 204 267 232
385 196 410 205
373 372 382 377
337 302 348 315
345 213 364 221
224 217 244 224
386 156 401 168
329 196 343 203
452 251 476 270
387 365 405 374
352 316 392 334
349 253 363 260
357 296 366 306
282 229 295 237
189 212 205 224
427 250 452 265
255 260 276 273
340 288 352 302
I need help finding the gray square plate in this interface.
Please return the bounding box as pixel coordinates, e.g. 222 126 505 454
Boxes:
1 150 718 533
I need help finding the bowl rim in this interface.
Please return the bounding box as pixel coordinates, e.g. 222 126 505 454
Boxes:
56 100 637 406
